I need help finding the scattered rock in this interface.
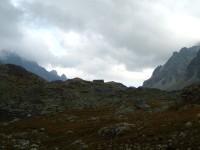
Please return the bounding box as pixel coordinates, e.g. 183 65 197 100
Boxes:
115 106 134 116
18 139 30 147
184 122 193 129
98 122 135 138
40 128 45 131
135 102 150 112
31 144 39 148
196 113 200 120
72 139 88 149
66 115 77 122
88 116 98 121
0 122 8 126
72 140 83 145
179 132 186 138
81 144 88 149
9 118 20 123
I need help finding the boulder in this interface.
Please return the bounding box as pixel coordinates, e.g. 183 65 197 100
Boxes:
184 122 193 129
98 122 135 138
196 113 200 123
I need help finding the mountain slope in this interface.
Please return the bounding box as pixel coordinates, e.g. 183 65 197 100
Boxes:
0 50 67 81
0 64 178 122
185 50 200 82
0 64 47 121
143 45 200 91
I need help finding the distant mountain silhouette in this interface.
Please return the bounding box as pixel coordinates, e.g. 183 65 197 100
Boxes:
143 45 200 91
0 50 67 81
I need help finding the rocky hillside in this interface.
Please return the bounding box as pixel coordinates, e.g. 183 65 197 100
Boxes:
0 50 67 81
181 82 200 104
1 64 200 149
0 64 178 121
143 45 200 91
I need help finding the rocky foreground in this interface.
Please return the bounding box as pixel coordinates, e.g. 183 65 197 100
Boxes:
0 64 200 149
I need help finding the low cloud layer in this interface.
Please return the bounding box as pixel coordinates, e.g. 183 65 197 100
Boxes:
0 0 200 86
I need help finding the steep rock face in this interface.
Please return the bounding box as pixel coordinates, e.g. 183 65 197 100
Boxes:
0 51 67 81
185 50 200 82
143 46 200 91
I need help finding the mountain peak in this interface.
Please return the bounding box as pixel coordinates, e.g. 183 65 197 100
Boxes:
143 45 200 91
0 50 67 82
50 70 58 75
61 74 67 80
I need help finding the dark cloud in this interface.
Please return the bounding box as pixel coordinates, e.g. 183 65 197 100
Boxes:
1 0 200 86
0 1 22 37
19 0 199 68
0 0 23 51
0 1 60 68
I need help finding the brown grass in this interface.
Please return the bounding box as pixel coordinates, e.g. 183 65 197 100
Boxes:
0 104 200 149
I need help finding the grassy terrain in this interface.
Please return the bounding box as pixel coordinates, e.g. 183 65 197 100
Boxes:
1 102 200 150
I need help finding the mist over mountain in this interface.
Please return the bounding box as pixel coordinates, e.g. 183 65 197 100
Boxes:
0 50 67 82
143 45 200 90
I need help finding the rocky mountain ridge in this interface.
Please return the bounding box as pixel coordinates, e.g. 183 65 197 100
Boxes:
0 64 178 122
143 45 200 91
0 50 67 81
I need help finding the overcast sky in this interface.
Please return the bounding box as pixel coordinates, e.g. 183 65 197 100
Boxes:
0 0 200 86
